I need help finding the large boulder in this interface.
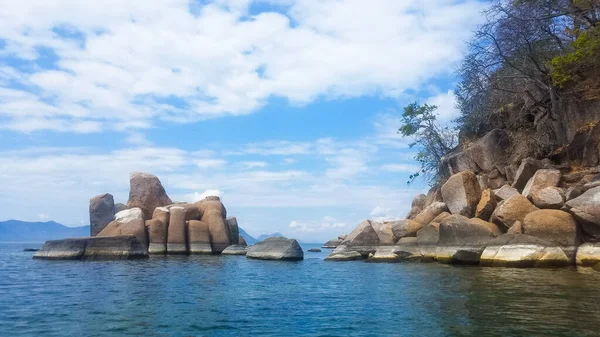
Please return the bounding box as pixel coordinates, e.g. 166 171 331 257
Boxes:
148 207 169 254
440 129 509 176
166 203 201 221
413 202 449 226
322 238 343 248
522 169 561 199
188 220 212 254
435 215 497 264
195 196 227 219
494 185 520 201
491 194 539 231
146 219 167 254
565 120 600 167
441 171 481 217
89 193 115 236
563 187 600 240
480 234 570 267
475 189 497 221
338 220 380 255
202 209 230 253
368 246 400 262
412 194 427 209
512 158 542 192
531 186 565 209
522 209 580 260
392 237 423 261
225 217 240 245
221 244 247 255
246 237 303 261
33 236 147 260
576 243 600 266
127 172 172 219
167 206 187 254
98 208 147 250
416 223 440 260
114 203 127 213
325 246 363 261
239 236 247 246
390 219 424 240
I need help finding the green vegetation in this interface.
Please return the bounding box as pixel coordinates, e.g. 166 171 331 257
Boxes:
401 0 599 183
398 103 456 185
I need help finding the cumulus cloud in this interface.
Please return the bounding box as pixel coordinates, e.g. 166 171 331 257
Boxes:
0 0 485 132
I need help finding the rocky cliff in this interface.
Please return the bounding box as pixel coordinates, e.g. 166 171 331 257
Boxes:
326 109 600 268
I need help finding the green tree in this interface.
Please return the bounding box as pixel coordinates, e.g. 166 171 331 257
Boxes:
399 102 457 185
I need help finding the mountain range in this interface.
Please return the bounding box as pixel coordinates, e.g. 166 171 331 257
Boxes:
0 220 270 244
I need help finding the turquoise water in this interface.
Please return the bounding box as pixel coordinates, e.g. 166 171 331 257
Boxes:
1 242 600 337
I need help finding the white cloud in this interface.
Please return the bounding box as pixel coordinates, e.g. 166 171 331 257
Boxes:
240 161 268 169
369 206 404 222
0 0 485 132
185 189 223 203
282 158 297 165
426 90 461 125
244 141 312 155
125 132 153 146
195 159 227 169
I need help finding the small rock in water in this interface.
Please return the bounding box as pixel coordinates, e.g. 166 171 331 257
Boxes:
308 248 321 252
23 248 39 252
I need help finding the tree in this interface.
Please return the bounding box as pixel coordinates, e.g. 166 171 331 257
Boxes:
455 0 600 142
398 102 457 185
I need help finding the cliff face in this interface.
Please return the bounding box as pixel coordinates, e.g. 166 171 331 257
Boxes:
327 100 600 268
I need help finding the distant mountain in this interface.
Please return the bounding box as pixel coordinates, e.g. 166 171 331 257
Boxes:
0 220 89 242
238 227 258 245
256 232 283 242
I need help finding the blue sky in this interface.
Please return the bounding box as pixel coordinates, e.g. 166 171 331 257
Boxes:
0 0 486 242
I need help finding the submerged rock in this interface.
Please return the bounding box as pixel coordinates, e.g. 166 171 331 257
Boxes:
34 236 147 260
222 245 247 255
308 248 321 252
246 237 303 261
480 234 570 267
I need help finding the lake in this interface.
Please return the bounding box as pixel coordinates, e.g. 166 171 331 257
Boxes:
1 242 600 337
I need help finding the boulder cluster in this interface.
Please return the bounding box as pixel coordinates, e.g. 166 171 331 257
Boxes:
35 172 252 259
325 132 600 268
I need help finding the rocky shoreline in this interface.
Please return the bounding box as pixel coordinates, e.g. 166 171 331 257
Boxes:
34 172 303 262
323 127 600 269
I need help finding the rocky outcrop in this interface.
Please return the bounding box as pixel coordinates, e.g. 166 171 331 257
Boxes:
89 193 115 236
480 234 570 267
246 237 303 261
407 194 427 219
491 194 538 231
440 129 509 176
127 172 172 219
198 197 230 253
441 171 481 217
221 245 247 255
188 220 211 254
166 203 201 221
114 203 127 213
522 209 580 260
416 223 440 260
563 186 600 240
98 208 147 250
167 206 187 254
239 236 247 246
34 236 147 260
368 246 400 262
195 196 227 219
435 215 497 264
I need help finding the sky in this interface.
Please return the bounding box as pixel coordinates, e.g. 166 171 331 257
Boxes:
0 0 486 242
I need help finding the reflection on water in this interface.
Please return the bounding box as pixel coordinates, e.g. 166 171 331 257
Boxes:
1 242 599 337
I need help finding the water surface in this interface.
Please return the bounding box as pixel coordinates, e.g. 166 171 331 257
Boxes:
1 242 599 337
